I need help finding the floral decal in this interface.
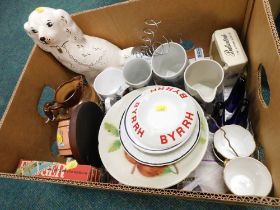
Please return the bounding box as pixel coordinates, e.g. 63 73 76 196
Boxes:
104 122 178 177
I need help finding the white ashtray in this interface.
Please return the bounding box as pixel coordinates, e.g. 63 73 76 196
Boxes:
124 86 198 152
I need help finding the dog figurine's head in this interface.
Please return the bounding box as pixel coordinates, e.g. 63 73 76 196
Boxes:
24 7 83 51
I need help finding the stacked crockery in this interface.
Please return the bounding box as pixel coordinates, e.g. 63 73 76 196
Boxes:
119 86 201 166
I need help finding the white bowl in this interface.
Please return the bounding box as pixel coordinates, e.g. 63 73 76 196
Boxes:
224 157 272 196
214 125 256 160
124 86 198 152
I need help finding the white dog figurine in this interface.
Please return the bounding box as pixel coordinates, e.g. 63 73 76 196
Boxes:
24 7 133 82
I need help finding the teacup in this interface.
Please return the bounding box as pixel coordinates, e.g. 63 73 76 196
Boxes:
123 58 153 89
151 42 188 87
184 48 224 103
213 125 256 164
93 67 129 111
223 157 272 196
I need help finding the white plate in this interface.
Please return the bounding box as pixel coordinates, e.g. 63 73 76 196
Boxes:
120 109 200 165
98 86 209 189
124 86 198 151
214 125 256 159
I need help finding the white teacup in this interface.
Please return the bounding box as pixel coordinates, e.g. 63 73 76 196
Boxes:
184 48 224 103
123 58 153 89
223 157 272 196
152 42 188 86
213 125 256 161
93 67 128 111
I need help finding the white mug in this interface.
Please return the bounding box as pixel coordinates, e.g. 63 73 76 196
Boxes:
184 48 224 103
123 58 152 89
151 42 188 85
93 67 129 111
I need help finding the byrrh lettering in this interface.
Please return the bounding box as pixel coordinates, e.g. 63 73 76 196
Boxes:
130 101 145 138
159 111 194 145
131 115 137 123
160 135 168 144
149 86 189 99
185 112 194 121
133 122 140 130
167 131 176 141
182 119 191 129
176 127 185 137
137 128 145 138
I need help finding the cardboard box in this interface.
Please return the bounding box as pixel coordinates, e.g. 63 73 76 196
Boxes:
0 0 280 207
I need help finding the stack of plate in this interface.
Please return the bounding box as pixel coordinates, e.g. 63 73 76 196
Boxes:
98 86 209 188
119 86 201 166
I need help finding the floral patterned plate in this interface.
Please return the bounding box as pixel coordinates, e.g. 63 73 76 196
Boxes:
98 86 209 188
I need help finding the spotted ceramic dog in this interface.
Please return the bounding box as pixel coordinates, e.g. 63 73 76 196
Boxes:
24 7 133 82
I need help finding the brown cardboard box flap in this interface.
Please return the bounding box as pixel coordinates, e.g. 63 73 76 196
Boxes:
246 0 280 196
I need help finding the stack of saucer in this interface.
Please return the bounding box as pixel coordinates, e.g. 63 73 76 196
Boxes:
119 86 201 166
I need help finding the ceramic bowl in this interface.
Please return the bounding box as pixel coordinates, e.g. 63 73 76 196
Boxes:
223 157 272 196
213 125 256 160
124 86 198 152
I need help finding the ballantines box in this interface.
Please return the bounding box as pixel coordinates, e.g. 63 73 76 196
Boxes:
0 0 280 207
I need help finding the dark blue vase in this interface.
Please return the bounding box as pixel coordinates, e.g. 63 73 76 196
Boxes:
225 98 249 128
225 75 246 113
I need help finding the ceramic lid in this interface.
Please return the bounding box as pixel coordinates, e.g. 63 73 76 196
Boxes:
125 86 198 151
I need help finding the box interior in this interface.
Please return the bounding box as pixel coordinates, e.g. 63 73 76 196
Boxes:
0 0 279 202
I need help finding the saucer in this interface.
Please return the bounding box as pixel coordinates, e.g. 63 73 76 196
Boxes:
98 86 209 188
119 110 200 166
124 86 198 152
213 125 256 160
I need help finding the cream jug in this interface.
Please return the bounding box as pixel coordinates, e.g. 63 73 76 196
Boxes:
184 48 224 103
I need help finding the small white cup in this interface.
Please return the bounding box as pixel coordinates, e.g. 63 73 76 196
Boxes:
93 67 128 111
223 157 272 196
123 58 152 89
152 42 188 85
184 48 224 103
